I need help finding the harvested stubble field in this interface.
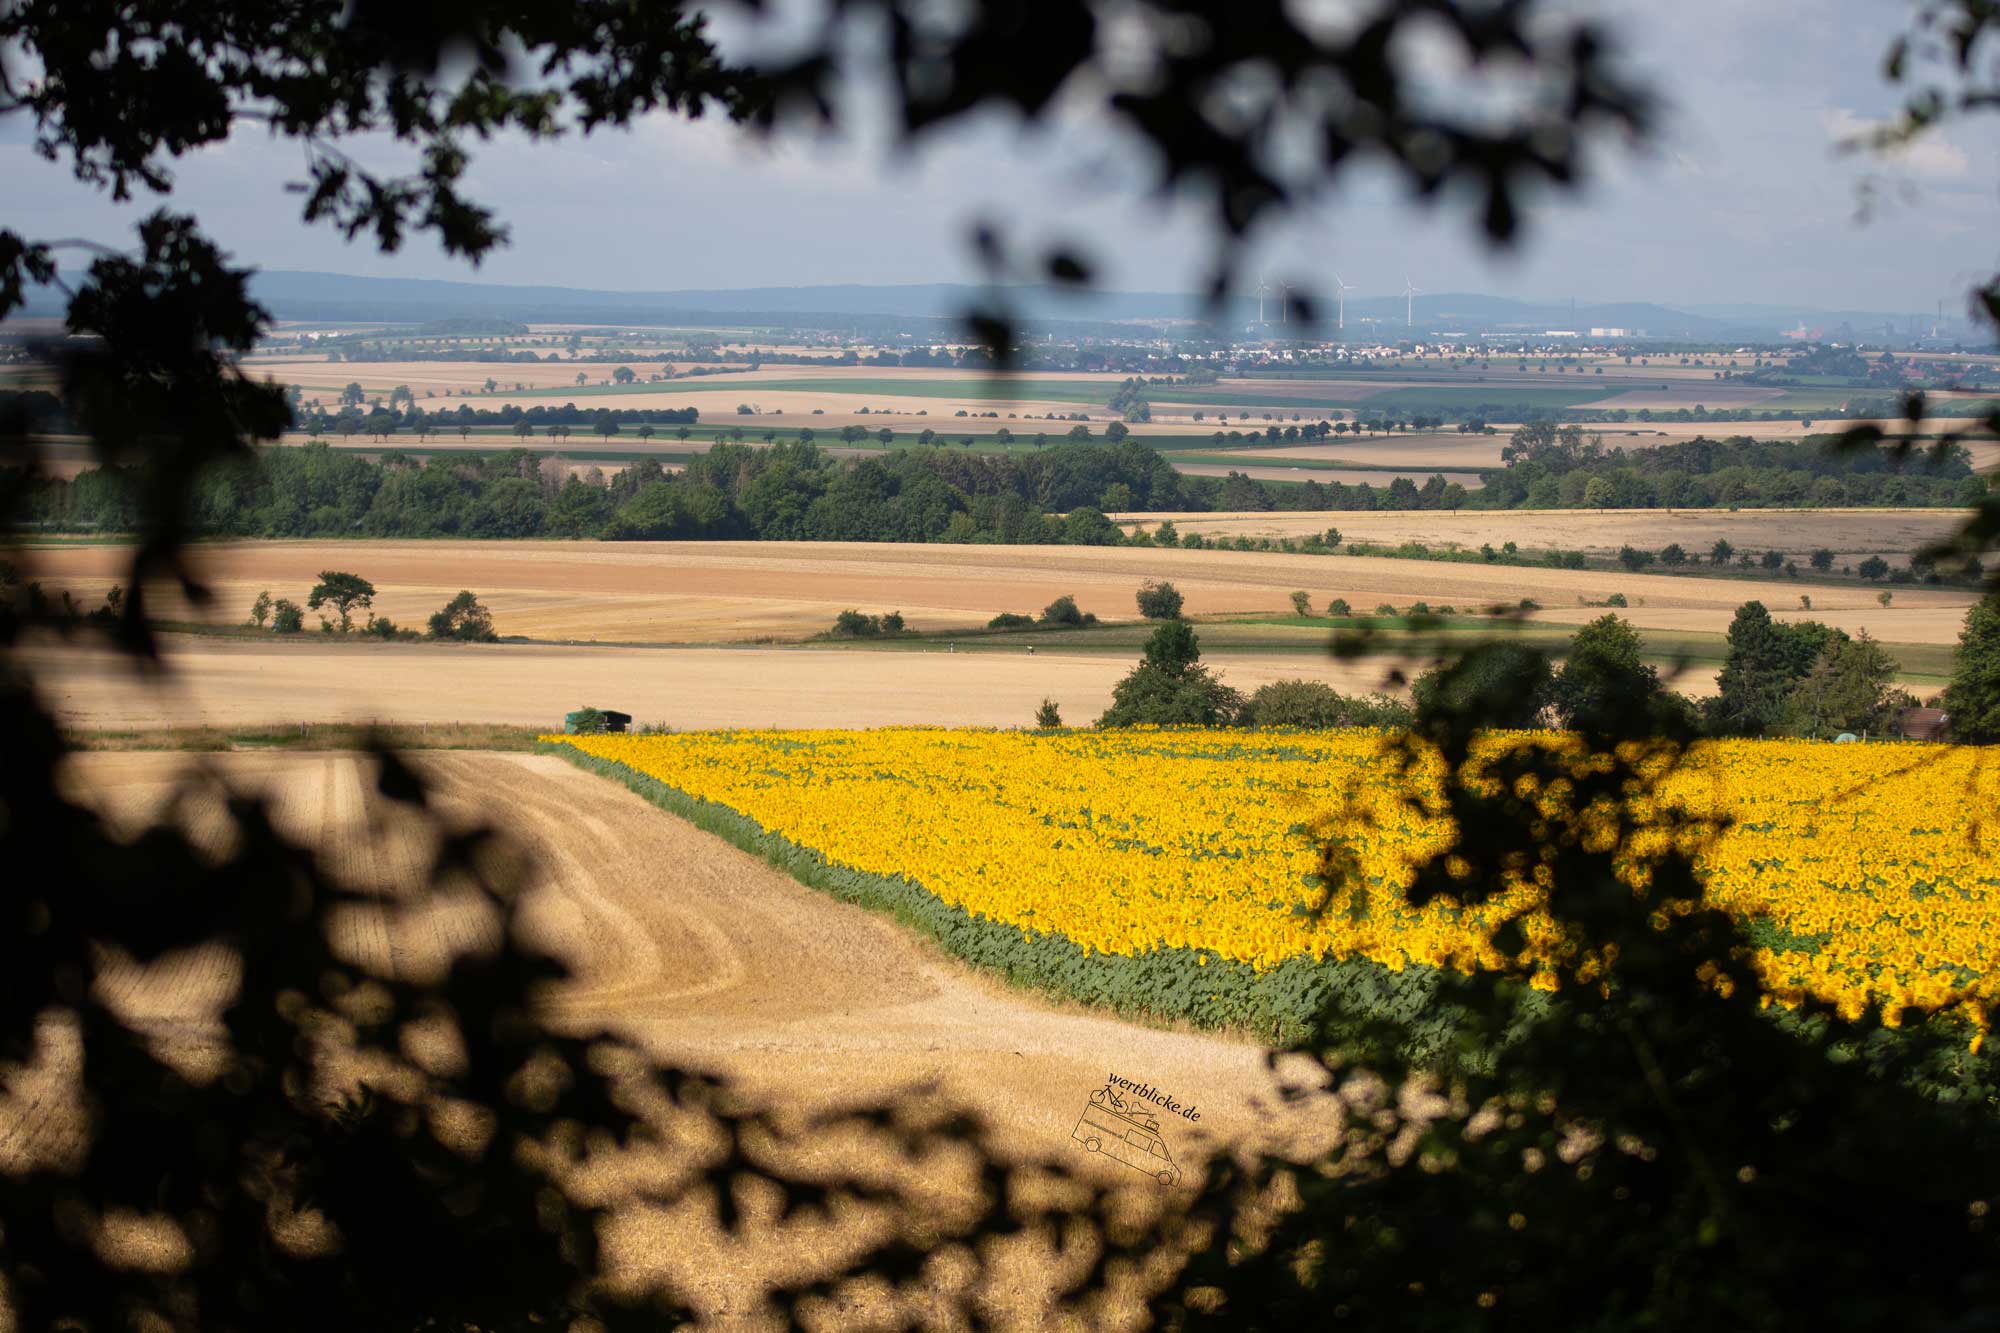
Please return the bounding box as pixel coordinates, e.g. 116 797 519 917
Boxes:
15 749 1335 1324
1229 433 1510 467
20 538 1976 650
21 637 1411 732
1168 462 1488 487
1115 506 1967 562
1224 424 1768 469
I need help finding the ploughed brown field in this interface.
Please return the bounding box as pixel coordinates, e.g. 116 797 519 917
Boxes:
6 749 1338 1325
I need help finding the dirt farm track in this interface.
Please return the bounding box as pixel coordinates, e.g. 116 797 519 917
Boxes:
7 750 1336 1325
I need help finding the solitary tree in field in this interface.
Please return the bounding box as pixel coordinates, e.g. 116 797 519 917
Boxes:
513 421 533 440
1136 579 1185 620
637 424 655 444
612 365 636 384
427 591 499 643
306 571 376 632
1711 538 1735 566
249 589 273 628
1038 595 1088 627
1098 621 1241 726
575 371 588 387
1290 590 1313 616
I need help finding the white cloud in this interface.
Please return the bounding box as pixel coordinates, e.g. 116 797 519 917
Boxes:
1822 106 1972 181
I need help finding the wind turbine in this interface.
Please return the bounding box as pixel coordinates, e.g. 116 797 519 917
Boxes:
1404 274 1423 329
1279 281 1296 324
1332 273 1352 331
1255 280 1273 325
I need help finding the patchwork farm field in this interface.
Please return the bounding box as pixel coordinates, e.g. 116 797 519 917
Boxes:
255 354 1958 438
550 729 2000 1037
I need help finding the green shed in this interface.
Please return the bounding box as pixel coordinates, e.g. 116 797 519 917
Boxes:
564 708 631 734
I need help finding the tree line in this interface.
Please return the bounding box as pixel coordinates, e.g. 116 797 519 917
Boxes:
1478 421 1984 511
14 436 1987 555
1077 591 2000 744
12 439 1188 543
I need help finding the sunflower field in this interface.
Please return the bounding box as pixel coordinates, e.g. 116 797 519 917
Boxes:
546 728 2000 1041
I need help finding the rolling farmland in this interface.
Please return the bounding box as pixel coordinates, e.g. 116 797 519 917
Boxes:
17 748 1335 1324
20 536 1976 646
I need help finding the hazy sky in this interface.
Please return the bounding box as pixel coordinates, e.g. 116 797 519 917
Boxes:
7 0 1994 311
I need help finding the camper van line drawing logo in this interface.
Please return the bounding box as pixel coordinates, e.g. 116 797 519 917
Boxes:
1072 1084 1181 1185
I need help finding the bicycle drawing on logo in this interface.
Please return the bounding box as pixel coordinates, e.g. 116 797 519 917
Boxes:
1071 1085 1181 1185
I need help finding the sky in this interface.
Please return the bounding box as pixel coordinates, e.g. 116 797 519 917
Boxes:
5 0 1995 314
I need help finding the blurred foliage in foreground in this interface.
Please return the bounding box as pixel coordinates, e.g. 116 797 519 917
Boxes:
5 1 1999 1327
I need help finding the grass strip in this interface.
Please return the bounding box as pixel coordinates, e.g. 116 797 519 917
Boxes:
67 722 543 752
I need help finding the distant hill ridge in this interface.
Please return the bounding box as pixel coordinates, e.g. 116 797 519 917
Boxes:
14 268 1941 341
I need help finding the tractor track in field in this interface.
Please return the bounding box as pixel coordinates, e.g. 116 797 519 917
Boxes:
12 749 1342 1327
